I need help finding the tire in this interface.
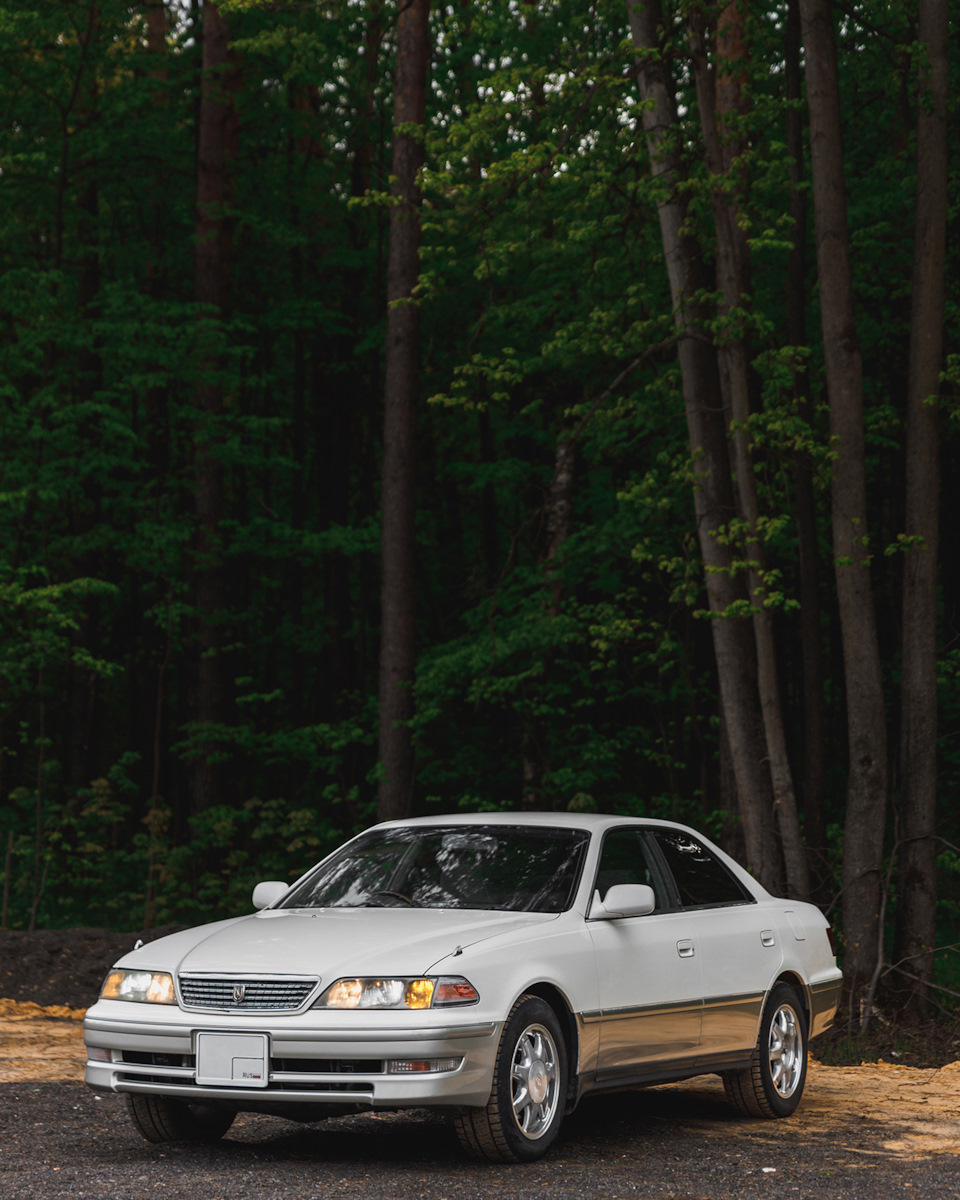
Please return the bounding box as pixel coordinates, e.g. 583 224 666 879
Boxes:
455 994 568 1163
723 982 808 1119
126 1094 236 1144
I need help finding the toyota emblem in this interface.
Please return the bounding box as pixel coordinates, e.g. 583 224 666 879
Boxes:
232 984 246 1004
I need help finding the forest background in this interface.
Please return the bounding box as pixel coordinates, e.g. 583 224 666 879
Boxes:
0 0 957 1024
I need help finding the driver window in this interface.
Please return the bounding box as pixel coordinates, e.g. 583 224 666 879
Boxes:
594 829 666 912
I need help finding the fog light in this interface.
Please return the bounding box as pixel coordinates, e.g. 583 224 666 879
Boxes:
386 1057 462 1074
86 1046 110 1062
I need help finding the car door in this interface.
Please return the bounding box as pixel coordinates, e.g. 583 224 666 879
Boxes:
587 828 702 1079
648 829 782 1062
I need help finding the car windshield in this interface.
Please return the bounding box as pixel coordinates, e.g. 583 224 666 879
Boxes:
279 825 589 913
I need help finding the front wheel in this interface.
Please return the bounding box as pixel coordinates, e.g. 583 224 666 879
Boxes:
126 1094 236 1144
454 994 567 1162
723 982 808 1118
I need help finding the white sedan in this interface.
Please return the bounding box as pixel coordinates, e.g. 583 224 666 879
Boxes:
84 813 842 1162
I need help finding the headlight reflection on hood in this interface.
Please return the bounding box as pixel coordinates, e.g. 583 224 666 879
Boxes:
314 975 479 1010
100 969 176 1004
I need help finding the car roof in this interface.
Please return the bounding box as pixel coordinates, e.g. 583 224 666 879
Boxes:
373 812 699 835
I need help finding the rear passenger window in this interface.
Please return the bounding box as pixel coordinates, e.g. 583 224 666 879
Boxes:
651 830 751 908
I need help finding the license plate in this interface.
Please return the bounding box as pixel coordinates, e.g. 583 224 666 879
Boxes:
195 1032 269 1088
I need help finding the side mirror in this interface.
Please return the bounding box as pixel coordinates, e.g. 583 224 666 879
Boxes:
589 883 656 920
252 880 288 910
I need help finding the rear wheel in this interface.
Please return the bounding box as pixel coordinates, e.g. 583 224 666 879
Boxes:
723 982 808 1118
126 1094 236 1144
455 994 567 1162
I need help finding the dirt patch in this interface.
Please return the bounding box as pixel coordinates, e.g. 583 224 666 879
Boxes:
0 1001 86 1083
661 1059 960 1160
803 1059 960 1158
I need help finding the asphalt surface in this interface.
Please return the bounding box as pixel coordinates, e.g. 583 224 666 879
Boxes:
2 1078 957 1200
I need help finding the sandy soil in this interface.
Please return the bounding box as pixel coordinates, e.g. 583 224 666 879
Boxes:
0 999 87 1084
3 999 959 1161
661 1059 960 1162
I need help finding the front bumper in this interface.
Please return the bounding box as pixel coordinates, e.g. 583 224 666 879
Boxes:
83 1000 501 1109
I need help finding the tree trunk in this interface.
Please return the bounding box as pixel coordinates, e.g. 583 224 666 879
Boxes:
897 0 947 1015
799 0 887 998
688 2 810 900
145 0 166 65
785 0 827 886
192 0 238 813
378 0 430 823
627 0 780 893
351 0 385 203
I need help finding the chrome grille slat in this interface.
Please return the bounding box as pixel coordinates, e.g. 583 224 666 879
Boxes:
178 975 318 1011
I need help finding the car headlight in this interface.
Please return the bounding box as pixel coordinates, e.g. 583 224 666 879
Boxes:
100 969 176 1004
314 975 479 1010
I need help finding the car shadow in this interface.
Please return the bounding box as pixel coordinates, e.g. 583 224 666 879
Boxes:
202 1080 750 1166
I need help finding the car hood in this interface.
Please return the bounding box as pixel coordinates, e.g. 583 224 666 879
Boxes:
119 908 558 981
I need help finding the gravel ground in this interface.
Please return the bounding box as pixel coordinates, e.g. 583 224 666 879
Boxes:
3 1069 960 1199
2 929 959 1198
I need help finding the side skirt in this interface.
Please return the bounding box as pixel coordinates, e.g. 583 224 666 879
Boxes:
573 1051 755 1104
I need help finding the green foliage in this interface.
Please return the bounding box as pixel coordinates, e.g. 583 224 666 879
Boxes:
0 0 957 996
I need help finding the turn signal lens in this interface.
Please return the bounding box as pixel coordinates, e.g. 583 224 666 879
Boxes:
386 1057 462 1074
434 976 480 1006
404 978 435 1008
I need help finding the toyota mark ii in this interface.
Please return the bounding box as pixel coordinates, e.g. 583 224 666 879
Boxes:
84 813 842 1161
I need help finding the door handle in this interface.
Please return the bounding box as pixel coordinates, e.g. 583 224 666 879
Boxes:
676 939 695 958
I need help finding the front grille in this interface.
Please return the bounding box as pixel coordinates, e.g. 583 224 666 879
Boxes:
178 975 318 1011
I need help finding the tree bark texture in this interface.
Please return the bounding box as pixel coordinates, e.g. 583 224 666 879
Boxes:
628 0 780 893
351 1 385 203
897 0 947 1013
688 3 810 901
192 0 238 813
799 0 887 996
785 0 827 883
378 0 430 823
145 0 167 66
